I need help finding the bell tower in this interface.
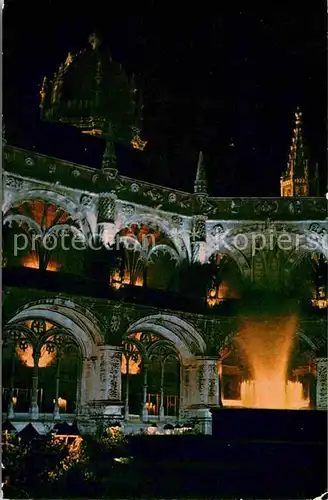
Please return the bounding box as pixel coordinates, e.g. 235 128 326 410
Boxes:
280 108 309 197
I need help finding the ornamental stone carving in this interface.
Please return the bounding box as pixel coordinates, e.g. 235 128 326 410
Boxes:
49 164 56 174
172 215 183 227
191 215 207 243
309 223 326 236
316 358 328 410
110 313 121 333
6 176 24 190
168 192 177 203
211 224 225 239
98 346 122 401
130 183 139 193
121 204 135 215
25 157 34 166
80 194 94 209
104 168 118 180
254 200 278 215
98 193 116 224
146 188 162 201
288 200 302 214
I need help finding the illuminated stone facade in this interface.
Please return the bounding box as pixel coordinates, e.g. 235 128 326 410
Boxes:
2 143 327 433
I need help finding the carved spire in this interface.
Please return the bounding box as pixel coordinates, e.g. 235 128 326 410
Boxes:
194 151 207 194
101 122 117 171
280 108 309 197
287 107 307 178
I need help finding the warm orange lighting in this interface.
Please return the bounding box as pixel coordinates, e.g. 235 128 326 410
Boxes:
240 380 309 409
21 254 59 272
53 397 67 411
17 344 56 368
81 129 103 136
131 134 147 151
234 315 305 409
312 298 328 309
121 346 141 375
207 281 237 307
121 355 141 375
111 271 143 288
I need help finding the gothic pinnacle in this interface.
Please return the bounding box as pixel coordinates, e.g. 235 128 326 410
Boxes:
88 32 101 50
194 151 207 194
101 122 117 171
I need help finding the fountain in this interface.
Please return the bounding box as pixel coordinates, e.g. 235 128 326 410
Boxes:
234 314 309 409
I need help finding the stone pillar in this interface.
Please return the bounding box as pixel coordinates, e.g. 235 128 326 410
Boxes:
30 351 40 420
182 356 220 434
53 358 61 421
97 345 123 418
316 358 328 410
79 357 96 408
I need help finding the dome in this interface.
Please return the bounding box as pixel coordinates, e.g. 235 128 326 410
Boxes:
40 33 147 149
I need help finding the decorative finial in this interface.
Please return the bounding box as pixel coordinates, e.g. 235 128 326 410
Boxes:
65 52 73 67
194 151 207 194
88 33 101 50
101 122 117 170
2 122 6 144
40 77 47 107
295 107 302 125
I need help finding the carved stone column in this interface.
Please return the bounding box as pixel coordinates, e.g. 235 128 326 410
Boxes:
181 356 220 434
97 345 123 418
78 356 98 412
316 358 328 410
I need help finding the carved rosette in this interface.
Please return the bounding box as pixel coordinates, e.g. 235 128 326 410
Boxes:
191 215 207 243
316 358 328 410
98 193 117 224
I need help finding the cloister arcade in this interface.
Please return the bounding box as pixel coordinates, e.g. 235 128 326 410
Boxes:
2 299 218 432
2 167 327 432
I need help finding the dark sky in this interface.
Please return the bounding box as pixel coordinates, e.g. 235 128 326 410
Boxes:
4 2 327 196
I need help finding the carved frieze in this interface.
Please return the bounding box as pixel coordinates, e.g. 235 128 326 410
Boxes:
5 176 24 190
316 358 328 410
254 200 278 215
121 204 135 216
145 188 163 202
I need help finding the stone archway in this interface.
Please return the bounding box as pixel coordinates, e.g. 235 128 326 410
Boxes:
126 313 206 359
4 299 103 420
124 314 218 432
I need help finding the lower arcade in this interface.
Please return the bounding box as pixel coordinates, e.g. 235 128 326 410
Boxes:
3 287 327 435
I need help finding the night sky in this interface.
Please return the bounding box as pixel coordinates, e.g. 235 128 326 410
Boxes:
4 3 327 196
